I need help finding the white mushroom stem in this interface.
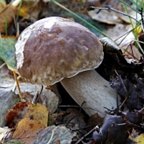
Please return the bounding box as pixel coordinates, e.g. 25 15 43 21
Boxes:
61 70 117 117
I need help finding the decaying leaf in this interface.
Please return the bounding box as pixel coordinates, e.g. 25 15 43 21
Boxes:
0 86 19 127
33 125 76 144
88 9 121 25
122 43 142 63
0 1 144 144
0 37 16 70
12 118 45 144
24 103 48 127
0 3 17 33
17 0 43 20
12 103 48 144
6 102 29 128
0 63 19 126
14 83 59 114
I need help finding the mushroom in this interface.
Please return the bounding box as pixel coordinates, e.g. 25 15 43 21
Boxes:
15 17 117 117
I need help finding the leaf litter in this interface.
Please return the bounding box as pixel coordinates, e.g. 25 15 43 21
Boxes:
0 0 144 144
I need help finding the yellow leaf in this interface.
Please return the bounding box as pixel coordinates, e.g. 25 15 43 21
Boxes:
133 25 142 36
12 103 48 144
18 5 29 17
25 103 48 127
17 1 42 19
12 118 45 144
132 134 144 144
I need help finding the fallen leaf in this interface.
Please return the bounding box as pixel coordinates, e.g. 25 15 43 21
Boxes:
122 43 142 63
33 125 76 144
105 23 131 41
0 85 19 127
0 37 16 70
14 83 59 114
0 4 17 33
24 103 48 127
12 103 48 144
12 118 45 144
17 1 43 20
131 133 144 144
88 9 121 25
0 127 11 143
0 63 20 126
6 102 29 128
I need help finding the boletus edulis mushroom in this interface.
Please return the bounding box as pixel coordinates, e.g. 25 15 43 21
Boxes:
15 17 117 117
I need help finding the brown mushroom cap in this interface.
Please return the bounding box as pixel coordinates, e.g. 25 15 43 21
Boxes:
15 17 104 85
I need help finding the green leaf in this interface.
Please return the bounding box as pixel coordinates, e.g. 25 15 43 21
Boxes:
0 37 16 70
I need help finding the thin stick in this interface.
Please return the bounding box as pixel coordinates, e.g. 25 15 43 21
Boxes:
13 71 23 100
91 6 139 22
50 0 110 38
75 126 98 144
32 85 43 104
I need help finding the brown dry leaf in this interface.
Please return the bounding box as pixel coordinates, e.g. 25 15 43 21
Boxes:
0 4 17 33
105 23 131 40
0 63 19 127
24 103 48 127
6 102 29 128
122 44 142 63
18 4 29 18
12 118 45 144
18 1 43 20
12 103 48 144
88 9 121 25
14 83 59 114
88 0 124 25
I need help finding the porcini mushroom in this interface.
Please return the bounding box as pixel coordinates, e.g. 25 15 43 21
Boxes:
15 17 117 117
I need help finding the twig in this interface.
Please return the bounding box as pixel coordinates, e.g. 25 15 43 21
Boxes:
0 63 6 69
114 24 144 54
58 105 80 108
91 6 139 22
114 24 141 43
49 0 110 38
32 85 43 104
115 70 127 94
13 71 23 101
75 126 98 144
114 70 128 109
